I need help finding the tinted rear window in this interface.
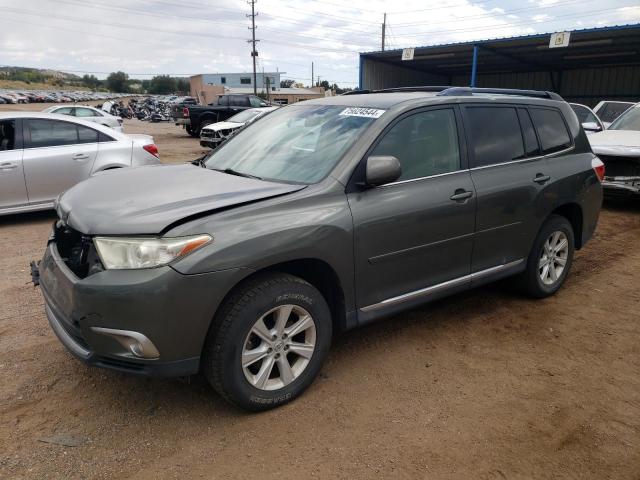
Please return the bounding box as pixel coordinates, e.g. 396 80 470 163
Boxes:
466 106 525 168
530 108 572 155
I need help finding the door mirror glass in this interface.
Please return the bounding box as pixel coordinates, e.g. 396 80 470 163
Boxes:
365 156 401 186
582 121 602 132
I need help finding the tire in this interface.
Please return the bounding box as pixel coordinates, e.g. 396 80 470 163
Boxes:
186 125 199 137
202 272 332 411
519 214 575 298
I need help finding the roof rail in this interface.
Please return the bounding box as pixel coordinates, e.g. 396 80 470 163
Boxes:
342 86 452 95
437 87 563 100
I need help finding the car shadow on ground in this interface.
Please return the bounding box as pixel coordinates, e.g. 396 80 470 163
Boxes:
603 197 640 214
0 209 57 226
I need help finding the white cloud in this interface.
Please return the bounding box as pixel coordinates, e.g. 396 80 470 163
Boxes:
0 0 636 87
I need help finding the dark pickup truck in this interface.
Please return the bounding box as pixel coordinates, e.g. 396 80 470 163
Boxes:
172 94 271 137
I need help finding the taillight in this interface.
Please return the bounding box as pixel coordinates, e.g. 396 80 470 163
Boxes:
183 107 189 118
592 157 605 182
143 144 159 158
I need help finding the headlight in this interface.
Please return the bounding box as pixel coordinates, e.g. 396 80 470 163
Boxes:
94 234 212 269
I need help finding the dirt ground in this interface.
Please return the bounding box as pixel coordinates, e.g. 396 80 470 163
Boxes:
1 103 640 479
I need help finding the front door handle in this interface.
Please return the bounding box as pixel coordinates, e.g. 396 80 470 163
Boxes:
72 153 90 161
0 162 17 170
533 174 551 184
450 189 473 202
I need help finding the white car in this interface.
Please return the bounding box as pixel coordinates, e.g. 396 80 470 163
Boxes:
593 101 635 129
588 103 640 198
43 105 123 132
200 106 279 148
0 112 160 215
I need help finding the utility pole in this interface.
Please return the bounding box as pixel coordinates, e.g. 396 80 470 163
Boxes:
247 0 259 96
317 75 320 88
311 62 314 89
381 13 386 51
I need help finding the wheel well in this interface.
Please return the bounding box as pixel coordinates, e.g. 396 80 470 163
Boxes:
551 203 583 249
234 259 347 333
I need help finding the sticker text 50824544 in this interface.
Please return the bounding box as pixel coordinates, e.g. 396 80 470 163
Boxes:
339 107 386 119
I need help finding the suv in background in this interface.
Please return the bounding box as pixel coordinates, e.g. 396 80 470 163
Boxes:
37 87 603 411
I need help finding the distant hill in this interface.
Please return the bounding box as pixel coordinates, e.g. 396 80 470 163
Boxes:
0 66 84 89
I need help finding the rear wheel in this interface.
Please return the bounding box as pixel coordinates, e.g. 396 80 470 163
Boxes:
519 214 575 298
202 273 332 411
186 125 199 137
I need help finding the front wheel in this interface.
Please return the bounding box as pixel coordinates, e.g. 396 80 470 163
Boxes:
519 214 575 298
202 273 332 411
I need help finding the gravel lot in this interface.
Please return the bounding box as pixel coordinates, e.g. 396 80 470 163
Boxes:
1 103 639 479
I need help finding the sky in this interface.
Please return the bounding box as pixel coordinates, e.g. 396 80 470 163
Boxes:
1 0 639 88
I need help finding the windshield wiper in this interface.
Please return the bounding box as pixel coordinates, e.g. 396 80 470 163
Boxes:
212 167 262 180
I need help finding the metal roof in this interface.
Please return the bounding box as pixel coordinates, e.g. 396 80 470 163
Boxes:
360 23 640 77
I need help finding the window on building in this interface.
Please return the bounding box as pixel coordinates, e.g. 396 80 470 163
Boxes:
529 108 572 155
465 106 525 167
220 77 226 84
240 77 251 84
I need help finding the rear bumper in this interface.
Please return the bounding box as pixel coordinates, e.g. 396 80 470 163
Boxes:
39 240 248 377
603 178 640 197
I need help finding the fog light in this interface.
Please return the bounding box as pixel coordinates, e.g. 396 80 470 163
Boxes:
91 327 160 359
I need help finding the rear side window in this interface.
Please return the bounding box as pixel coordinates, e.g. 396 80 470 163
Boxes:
77 124 99 143
530 108 572 155
54 107 73 115
230 96 249 107
465 106 525 167
517 108 540 157
370 108 460 181
26 119 78 148
75 107 99 117
0 120 15 151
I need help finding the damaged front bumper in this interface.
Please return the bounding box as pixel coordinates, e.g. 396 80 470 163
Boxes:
602 176 640 197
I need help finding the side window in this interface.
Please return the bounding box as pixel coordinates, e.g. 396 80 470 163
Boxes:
77 125 99 144
571 104 598 124
54 107 73 116
98 132 116 142
370 108 460 181
76 108 97 117
26 119 78 148
217 96 228 106
249 96 262 107
517 108 540 157
465 106 525 167
0 120 15 151
530 108 572 155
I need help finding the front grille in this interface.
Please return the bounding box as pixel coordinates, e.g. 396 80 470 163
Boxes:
53 221 103 279
598 155 640 178
201 130 214 139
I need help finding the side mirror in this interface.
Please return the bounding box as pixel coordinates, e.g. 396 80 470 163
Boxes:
365 155 401 186
582 122 602 132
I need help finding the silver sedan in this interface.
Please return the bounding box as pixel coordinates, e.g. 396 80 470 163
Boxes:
0 112 160 215
42 105 123 132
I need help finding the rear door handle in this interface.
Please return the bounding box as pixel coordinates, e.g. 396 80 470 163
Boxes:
533 174 551 184
450 189 473 202
72 153 90 161
0 162 18 170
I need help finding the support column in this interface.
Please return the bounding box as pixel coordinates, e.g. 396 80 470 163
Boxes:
470 46 479 88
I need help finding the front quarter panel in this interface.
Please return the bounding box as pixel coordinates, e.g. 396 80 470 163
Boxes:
168 188 355 311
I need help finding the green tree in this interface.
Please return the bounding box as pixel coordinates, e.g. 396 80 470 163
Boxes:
280 79 295 88
176 78 190 94
82 74 101 90
148 75 177 94
106 71 129 93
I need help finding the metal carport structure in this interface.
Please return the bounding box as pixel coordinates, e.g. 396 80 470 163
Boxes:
358 24 640 106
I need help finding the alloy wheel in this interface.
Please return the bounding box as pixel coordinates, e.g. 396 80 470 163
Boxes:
241 305 317 391
539 230 569 286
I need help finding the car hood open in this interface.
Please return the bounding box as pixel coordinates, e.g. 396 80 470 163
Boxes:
56 164 305 235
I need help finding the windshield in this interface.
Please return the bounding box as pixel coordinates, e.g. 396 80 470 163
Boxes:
609 106 640 131
227 109 262 123
203 105 381 184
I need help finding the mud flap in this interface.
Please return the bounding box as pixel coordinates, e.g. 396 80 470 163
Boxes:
30 260 40 287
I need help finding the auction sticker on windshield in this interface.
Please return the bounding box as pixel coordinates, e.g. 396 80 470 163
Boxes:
339 107 385 118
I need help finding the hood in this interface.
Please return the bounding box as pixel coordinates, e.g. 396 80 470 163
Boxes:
56 164 305 235
589 130 640 156
202 121 243 132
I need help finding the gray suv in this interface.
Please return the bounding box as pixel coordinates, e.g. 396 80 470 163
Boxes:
38 87 604 411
